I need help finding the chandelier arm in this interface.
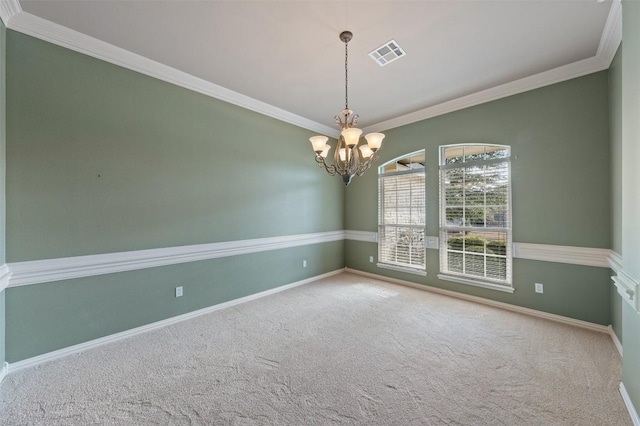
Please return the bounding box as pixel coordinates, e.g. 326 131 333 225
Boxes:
350 114 359 128
356 151 379 176
315 155 338 176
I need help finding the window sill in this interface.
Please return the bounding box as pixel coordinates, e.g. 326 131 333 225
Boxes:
437 274 514 293
377 263 427 276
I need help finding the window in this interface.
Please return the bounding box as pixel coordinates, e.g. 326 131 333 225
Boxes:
378 151 426 275
439 144 512 291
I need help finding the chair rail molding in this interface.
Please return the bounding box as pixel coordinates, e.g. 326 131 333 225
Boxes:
5 232 616 289
7 231 345 288
0 264 11 292
346 231 612 269
513 243 611 268
344 230 378 243
608 251 639 313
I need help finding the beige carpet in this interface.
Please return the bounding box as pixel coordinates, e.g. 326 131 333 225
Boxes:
0 273 631 425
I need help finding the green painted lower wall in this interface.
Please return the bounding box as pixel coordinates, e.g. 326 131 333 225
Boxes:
346 241 611 325
6 241 343 362
622 304 640 414
0 291 4 368
610 283 623 344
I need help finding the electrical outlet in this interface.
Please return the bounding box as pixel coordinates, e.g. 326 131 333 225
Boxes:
303 260 307 268
175 286 183 297
369 256 374 263
535 283 543 294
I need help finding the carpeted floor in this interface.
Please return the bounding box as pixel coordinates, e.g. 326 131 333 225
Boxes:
0 273 631 425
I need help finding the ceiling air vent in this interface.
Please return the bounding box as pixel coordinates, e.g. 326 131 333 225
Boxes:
369 40 406 67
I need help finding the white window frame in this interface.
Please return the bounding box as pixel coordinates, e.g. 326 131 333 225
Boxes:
438 144 513 292
377 150 426 276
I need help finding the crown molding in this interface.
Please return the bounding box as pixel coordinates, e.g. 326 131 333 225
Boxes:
596 0 622 65
6 230 345 287
0 0 21 26
363 0 622 134
2 1 621 139
5 11 337 137
363 55 609 134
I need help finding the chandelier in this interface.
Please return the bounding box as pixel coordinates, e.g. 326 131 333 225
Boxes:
309 31 385 186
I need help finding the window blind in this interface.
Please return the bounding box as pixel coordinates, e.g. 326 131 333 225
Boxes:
378 169 426 270
439 145 512 286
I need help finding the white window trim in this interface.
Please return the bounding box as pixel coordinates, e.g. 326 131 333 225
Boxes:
437 274 514 293
438 144 513 290
378 150 426 274
377 262 428 276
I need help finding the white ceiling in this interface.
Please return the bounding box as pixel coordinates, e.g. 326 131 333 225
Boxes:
13 0 617 133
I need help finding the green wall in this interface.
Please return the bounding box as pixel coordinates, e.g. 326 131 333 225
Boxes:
345 71 612 325
0 19 6 369
4 31 345 362
610 47 623 257
6 31 344 262
609 45 623 344
620 0 640 413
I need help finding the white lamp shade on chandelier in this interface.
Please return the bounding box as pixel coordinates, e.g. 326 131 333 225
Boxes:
309 30 385 186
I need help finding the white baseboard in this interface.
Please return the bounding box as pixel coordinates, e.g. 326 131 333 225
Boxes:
0 362 8 384
8 269 344 373
620 382 640 426
345 268 609 334
608 325 623 357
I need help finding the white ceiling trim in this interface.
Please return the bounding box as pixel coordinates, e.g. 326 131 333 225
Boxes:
596 0 623 65
364 0 622 134
4 6 338 137
1 0 622 138
362 55 609 134
0 0 21 26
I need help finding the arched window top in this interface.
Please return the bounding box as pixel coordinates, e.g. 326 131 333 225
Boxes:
379 150 425 174
440 144 509 165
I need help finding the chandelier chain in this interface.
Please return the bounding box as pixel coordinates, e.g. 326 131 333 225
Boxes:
309 30 384 186
344 38 348 110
